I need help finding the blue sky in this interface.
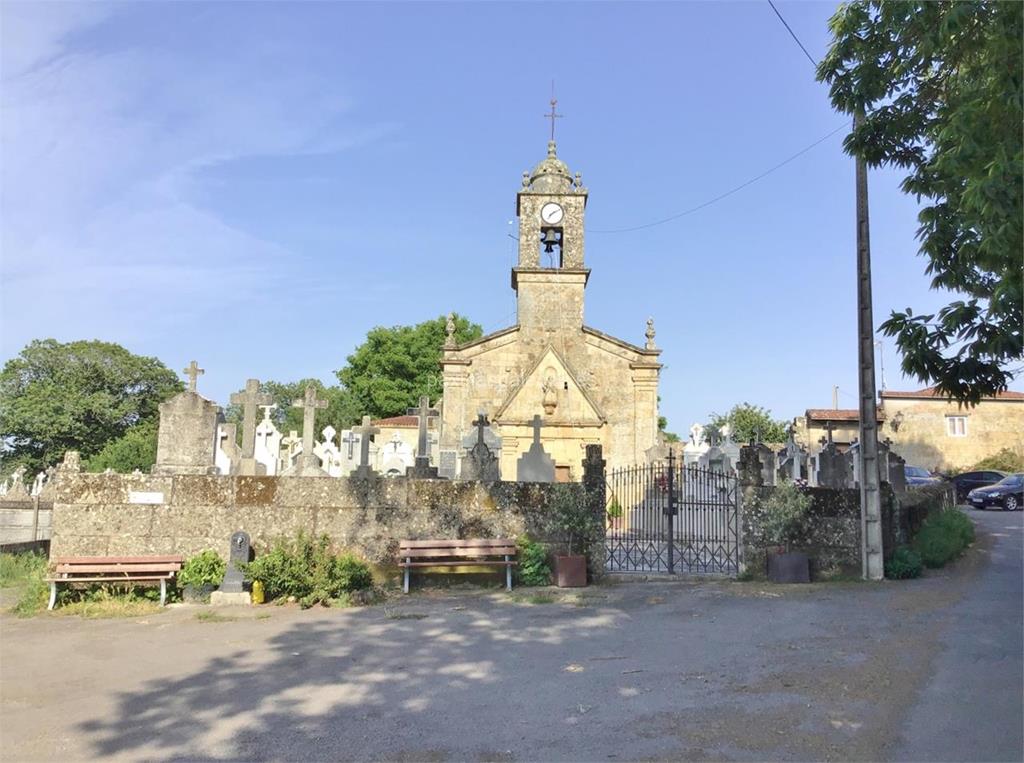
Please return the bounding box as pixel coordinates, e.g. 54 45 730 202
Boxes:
2 2 1017 432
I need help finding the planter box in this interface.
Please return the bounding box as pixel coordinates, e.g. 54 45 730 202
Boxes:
554 555 587 588
767 551 810 584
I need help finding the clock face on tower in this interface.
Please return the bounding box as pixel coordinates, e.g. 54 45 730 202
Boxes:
540 202 564 225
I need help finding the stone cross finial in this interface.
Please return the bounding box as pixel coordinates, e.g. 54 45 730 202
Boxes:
292 385 328 469
645 317 656 350
231 379 273 459
342 430 357 459
183 360 204 393
259 404 277 422
444 313 456 349
353 415 381 468
407 395 440 459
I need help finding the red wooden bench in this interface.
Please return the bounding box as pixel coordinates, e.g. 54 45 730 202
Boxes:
398 539 517 593
45 555 183 610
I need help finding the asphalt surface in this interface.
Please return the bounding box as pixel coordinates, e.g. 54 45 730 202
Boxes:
1 507 1020 762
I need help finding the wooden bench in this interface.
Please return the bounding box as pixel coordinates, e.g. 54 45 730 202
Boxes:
398 539 517 593
45 555 183 610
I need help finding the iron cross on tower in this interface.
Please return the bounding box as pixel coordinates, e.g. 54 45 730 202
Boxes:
544 83 563 141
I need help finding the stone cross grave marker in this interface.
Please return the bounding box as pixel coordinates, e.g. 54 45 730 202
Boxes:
462 412 500 481
352 415 381 478
184 360 204 393
516 414 555 482
291 385 328 475
342 430 357 459
406 396 441 478
230 379 273 474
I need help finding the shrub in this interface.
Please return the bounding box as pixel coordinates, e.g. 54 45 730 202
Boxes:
606 497 624 520
970 448 1024 474
549 484 602 556
885 546 923 579
0 551 48 588
243 533 373 608
914 509 975 568
516 536 551 586
760 482 812 549
178 550 226 589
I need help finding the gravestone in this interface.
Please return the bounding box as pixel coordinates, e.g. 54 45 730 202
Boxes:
313 426 344 477
280 430 301 472
351 416 380 480
755 442 776 487
682 422 710 465
254 405 281 476
285 385 328 476
698 430 734 474
380 432 415 477
215 423 241 475
815 426 852 489
737 444 764 487
210 531 252 606
777 429 808 482
230 379 272 476
152 360 219 476
438 449 459 480
406 396 440 478
461 413 500 481
516 415 555 482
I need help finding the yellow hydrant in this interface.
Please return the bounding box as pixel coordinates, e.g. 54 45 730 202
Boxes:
251 580 265 604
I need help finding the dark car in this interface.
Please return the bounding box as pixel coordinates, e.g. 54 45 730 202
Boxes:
905 465 943 487
967 473 1023 511
951 470 1008 502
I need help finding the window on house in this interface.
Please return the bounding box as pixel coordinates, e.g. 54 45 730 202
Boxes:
946 416 968 437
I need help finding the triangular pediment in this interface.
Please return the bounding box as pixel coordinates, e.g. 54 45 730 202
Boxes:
494 346 605 425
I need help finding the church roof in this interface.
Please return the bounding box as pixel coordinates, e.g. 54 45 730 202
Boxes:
372 415 418 427
524 140 575 193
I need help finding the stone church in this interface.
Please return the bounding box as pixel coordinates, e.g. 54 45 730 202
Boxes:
440 139 662 479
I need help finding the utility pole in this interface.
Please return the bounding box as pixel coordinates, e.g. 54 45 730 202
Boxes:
854 110 884 581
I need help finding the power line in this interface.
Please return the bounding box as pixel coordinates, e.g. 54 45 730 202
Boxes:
588 121 848 234
767 0 818 68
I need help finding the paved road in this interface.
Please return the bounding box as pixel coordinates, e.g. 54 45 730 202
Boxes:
1 508 1020 762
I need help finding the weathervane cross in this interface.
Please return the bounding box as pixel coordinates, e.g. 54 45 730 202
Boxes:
544 83 563 141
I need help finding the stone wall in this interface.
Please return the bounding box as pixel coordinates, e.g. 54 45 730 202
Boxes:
741 485 908 580
50 472 606 577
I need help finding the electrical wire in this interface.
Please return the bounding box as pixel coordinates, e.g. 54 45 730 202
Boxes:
767 0 819 68
587 121 848 234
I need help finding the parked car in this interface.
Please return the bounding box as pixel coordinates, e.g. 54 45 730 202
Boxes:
951 470 1008 503
904 465 943 487
967 473 1023 511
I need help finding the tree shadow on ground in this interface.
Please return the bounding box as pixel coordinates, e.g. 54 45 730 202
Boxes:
77 597 623 761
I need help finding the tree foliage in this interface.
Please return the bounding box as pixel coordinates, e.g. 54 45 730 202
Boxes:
85 421 159 474
707 403 788 444
0 340 182 475
336 313 482 419
818 1 1023 403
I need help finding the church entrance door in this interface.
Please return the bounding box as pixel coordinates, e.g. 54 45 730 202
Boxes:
604 453 740 575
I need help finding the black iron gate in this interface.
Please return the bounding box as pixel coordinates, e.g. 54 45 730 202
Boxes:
604 452 740 574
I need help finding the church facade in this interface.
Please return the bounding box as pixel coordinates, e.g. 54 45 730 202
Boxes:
440 140 662 479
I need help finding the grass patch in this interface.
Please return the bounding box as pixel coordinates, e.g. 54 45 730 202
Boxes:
386 611 429 620
195 610 239 623
256 612 272 620
0 552 48 587
522 593 556 605
54 598 162 619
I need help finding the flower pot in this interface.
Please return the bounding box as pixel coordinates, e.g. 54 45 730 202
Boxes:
183 583 216 603
767 551 810 584
554 554 587 588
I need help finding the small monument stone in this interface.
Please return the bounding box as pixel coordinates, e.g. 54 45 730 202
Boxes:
211 531 252 606
152 360 219 476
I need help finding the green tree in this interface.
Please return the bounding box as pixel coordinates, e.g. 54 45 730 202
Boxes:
817 1 1023 404
336 314 482 418
85 421 159 473
707 403 788 444
0 339 182 475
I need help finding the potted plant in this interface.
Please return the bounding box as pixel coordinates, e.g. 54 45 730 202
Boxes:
760 482 812 583
606 497 624 532
178 550 227 603
550 485 602 588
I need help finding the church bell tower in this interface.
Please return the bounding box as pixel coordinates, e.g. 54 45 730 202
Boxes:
513 134 589 332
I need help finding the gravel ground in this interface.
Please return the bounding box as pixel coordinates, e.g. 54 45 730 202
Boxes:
1 508 1020 762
